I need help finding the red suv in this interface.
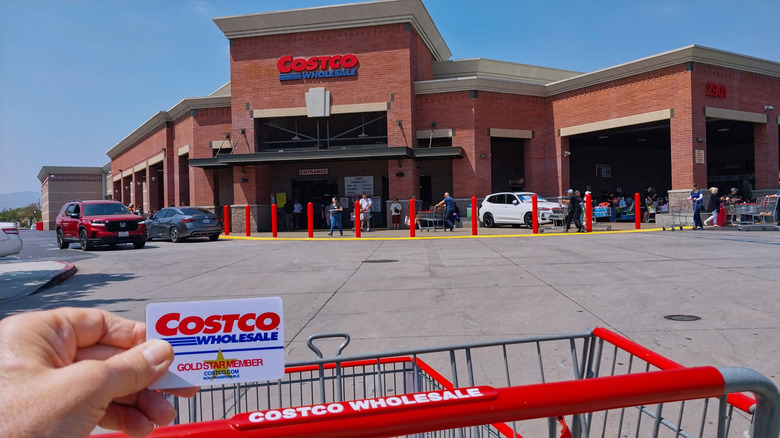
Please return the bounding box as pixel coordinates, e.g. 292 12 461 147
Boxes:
55 200 146 251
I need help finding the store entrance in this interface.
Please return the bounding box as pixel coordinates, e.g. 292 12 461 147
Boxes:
491 138 525 192
291 179 338 229
705 119 755 197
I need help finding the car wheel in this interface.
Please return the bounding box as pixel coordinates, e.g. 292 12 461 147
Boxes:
133 240 146 249
208 234 219 241
524 212 533 228
482 213 495 228
79 229 93 251
170 227 182 243
56 229 69 249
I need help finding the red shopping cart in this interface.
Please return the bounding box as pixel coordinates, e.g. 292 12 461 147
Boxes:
103 328 780 438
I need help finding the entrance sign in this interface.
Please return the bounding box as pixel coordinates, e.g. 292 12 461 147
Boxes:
300 168 328 176
345 176 373 197
147 297 284 389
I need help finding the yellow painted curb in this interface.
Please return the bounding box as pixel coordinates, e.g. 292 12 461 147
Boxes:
221 227 661 241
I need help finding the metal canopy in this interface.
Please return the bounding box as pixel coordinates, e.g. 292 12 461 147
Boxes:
188 146 464 168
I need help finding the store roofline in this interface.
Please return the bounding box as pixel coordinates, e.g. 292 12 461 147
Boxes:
213 0 451 62
418 46 780 96
106 95 231 160
38 166 105 182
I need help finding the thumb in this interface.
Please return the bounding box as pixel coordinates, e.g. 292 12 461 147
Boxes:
101 339 175 397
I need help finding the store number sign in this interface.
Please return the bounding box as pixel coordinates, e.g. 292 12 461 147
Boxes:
705 83 727 98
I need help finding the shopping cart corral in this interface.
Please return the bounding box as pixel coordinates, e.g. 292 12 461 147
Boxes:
104 327 780 438
737 196 780 231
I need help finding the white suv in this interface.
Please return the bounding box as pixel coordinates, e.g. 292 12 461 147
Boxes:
479 192 563 228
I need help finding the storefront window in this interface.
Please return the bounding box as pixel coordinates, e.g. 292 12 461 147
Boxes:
257 112 387 151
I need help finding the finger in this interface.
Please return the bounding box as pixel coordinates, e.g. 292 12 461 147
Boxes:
137 389 177 427
75 343 127 362
59 307 146 350
0 308 146 372
99 402 155 438
101 339 175 398
111 386 199 408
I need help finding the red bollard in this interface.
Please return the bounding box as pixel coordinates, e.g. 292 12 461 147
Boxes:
307 202 314 238
223 205 230 236
271 204 278 238
410 198 416 238
586 193 593 232
471 196 477 236
532 195 539 234
634 193 641 229
245 205 251 236
354 201 361 238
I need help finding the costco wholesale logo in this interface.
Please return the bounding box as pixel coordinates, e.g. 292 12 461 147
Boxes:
277 54 358 81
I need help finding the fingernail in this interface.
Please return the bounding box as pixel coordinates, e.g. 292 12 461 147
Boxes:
143 339 172 366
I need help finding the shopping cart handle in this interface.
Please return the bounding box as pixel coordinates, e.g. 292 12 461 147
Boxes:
306 333 350 358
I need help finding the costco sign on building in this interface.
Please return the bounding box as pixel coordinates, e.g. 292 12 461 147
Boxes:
277 54 358 81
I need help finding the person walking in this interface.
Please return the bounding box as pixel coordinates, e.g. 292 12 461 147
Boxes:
435 191 455 232
328 197 343 236
643 186 657 223
704 187 720 227
390 198 402 230
359 193 372 231
688 183 704 230
564 189 585 232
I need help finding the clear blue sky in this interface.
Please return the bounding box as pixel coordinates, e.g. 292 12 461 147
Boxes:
1 0 778 195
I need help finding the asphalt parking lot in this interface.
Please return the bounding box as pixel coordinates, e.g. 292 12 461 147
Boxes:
2 226 779 389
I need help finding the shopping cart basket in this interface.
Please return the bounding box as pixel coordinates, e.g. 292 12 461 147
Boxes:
737 196 779 231
730 202 760 228
418 206 446 231
661 200 691 231
104 328 780 438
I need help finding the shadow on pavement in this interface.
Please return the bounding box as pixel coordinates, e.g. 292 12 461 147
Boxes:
0 272 145 318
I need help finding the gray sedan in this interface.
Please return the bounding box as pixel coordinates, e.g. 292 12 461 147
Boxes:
146 207 222 242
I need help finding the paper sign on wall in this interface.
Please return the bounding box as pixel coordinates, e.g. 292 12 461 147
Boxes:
147 297 284 389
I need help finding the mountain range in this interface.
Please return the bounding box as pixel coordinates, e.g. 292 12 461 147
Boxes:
0 191 41 210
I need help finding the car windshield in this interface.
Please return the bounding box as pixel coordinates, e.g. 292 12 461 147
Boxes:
516 194 548 203
83 203 131 216
179 208 213 216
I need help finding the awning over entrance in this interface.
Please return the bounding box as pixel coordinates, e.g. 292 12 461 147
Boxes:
188 146 464 168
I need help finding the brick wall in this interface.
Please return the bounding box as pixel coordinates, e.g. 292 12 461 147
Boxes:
692 64 780 188
415 91 549 197
552 66 695 189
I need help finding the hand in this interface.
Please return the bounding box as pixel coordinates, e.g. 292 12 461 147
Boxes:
0 308 198 438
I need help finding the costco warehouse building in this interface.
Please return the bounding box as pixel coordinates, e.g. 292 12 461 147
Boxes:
93 0 779 231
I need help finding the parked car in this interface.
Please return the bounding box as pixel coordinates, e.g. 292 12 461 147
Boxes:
55 200 146 251
0 222 23 257
145 207 222 242
479 192 564 228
